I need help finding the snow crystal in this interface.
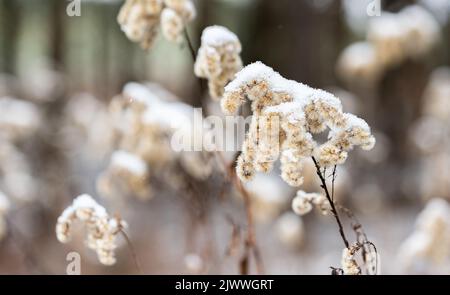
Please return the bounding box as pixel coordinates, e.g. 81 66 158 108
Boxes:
225 61 285 92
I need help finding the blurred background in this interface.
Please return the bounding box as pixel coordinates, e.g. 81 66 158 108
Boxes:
0 0 449 274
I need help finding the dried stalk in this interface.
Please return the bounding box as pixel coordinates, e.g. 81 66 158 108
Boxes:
119 229 143 274
311 156 350 249
183 28 264 274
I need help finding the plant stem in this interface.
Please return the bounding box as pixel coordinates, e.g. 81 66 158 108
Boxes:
215 151 264 274
331 165 337 202
182 29 264 274
120 229 143 274
311 157 349 249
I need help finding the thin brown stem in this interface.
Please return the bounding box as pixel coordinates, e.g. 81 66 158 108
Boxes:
216 151 264 274
119 229 143 274
311 157 349 249
183 28 206 97
331 165 337 202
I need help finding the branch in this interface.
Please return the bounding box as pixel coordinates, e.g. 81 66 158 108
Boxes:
311 157 349 249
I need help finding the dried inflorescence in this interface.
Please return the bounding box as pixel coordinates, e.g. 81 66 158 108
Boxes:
341 245 362 275
398 198 450 273
97 150 152 201
222 62 375 186
118 0 196 49
0 190 10 241
337 5 440 84
98 83 212 200
194 26 243 100
291 190 330 216
56 194 127 265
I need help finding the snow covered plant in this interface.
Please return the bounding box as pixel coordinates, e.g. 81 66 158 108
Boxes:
0 190 10 241
337 5 440 84
221 61 375 186
97 82 212 200
194 26 243 100
223 61 377 274
117 0 196 49
56 194 127 266
398 198 450 274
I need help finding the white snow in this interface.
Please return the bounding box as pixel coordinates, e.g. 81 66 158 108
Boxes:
72 194 108 218
201 25 239 47
111 150 148 176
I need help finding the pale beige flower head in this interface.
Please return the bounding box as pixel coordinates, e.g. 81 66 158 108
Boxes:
56 194 127 265
223 62 375 185
118 0 196 49
194 26 243 100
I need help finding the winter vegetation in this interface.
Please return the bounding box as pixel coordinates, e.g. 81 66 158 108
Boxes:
0 0 449 275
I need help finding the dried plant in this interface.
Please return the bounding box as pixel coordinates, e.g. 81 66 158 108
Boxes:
97 82 213 200
56 194 127 265
194 26 243 100
118 0 196 49
221 61 375 185
222 61 378 274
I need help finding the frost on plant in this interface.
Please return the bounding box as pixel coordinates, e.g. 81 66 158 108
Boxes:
118 0 196 49
194 25 243 100
56 194 127 266
222 61 375 186
291 190 330 216
97 83 212 200
98 150 151 201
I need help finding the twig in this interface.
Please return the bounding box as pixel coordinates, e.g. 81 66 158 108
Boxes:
311 156 349 249
337 205 379 275
183 28 206 96
331 165 337 202
119 229 143 275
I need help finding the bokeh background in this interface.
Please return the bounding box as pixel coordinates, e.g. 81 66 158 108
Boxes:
0 0 449 274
